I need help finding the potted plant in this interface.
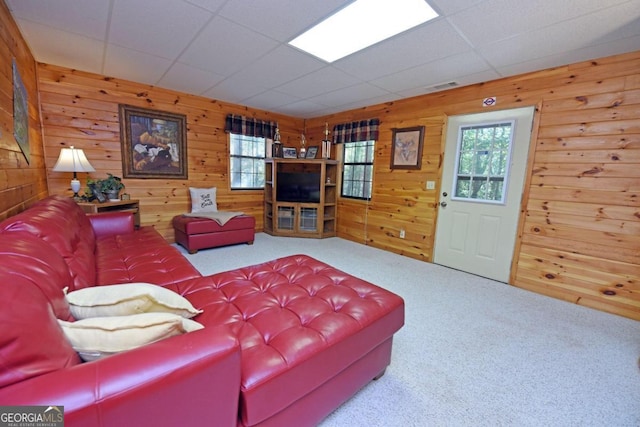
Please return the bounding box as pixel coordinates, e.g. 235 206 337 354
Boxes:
87 174 125 201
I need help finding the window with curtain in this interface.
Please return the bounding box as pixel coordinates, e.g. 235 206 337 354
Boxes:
229 133 265 190
342 140 375 200
225 114 277 190
333 118 379 201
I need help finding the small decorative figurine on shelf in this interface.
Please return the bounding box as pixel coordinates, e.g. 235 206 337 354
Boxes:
321 122 331 159
299 133 307 158
272 126 283 157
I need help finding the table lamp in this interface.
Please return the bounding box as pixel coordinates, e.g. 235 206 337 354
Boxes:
52 146 96 199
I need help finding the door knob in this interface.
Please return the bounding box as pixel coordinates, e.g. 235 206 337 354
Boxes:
442 192 448 197
440 201 447 207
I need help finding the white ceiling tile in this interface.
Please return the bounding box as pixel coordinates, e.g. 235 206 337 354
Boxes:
334 93 402 114
449 0 632 47
478 1 640 68
204 76 268 104
179 16 279 76
229 45 326 89
427 0 486 15
334 19 471 81
157 62 225 96
109 0 212 59
218 0 351 42
400 69 500 98
104 45 173 86
276 67 362 99
242 90 302 112
496 34 640 77
276 100 333 119
6 0 109 39
371 51 491 93
309 83 391 107
182 0 227 13
6 0 640 117
13 20 104 74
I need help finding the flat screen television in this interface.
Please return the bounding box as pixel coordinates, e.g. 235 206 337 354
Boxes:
276 172 321 203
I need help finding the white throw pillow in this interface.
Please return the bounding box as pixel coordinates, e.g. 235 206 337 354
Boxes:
65 283 202 320
189 187 217 213
58 313 204 361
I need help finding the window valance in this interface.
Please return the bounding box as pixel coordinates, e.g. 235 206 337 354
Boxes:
224 114 278 139
332 118 380 144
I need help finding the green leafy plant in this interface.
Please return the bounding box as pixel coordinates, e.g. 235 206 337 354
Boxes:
86 173 125 199
97 173 125 193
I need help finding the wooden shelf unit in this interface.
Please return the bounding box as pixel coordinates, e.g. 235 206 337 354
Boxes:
264 158 337 238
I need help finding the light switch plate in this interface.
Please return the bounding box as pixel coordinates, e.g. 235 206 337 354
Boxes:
426 181 436 190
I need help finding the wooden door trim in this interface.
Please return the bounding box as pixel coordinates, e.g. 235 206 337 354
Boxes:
508 102 542 284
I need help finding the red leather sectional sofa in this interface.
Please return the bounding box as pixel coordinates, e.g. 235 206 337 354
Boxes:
0 196 404 426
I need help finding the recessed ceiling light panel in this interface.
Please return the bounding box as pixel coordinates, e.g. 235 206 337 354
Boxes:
289 0 439 63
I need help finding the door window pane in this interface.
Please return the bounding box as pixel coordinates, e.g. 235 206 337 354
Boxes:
453 122 513 204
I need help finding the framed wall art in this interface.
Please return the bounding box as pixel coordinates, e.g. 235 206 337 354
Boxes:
12 59 30 164
390 126 424 170
119 104 187 179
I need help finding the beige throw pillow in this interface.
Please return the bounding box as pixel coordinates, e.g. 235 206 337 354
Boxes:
65 283 202 320
58 313 204 361
189 187 217 213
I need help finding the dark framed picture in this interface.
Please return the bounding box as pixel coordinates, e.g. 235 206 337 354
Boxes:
305 146 319 159
119 104 187 179
390 126 424 170
12 59 30 164
283 147 298 158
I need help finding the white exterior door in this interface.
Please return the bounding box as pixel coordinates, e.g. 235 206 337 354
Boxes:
434 106 535 282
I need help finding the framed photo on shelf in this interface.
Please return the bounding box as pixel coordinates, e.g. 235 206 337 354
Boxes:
283 147 298 158
305 146 319 159
390 126 424 170
119 104 188 179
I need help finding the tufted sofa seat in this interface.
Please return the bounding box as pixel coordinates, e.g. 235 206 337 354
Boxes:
0 196 404 426
169 255 404 426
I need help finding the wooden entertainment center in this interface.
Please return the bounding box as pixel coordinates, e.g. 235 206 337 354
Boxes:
264 158 338 238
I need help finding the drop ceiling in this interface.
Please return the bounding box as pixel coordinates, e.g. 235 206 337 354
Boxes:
6 0 640 118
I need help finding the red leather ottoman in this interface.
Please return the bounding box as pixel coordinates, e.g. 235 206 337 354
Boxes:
172 214 255 254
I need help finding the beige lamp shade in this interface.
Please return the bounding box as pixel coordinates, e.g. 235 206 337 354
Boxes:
53 146 95 173
53 146 96 197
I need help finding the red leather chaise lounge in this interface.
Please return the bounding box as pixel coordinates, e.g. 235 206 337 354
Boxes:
0 196 405 426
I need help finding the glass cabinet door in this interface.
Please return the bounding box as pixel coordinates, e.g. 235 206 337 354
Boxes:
298 207 318 232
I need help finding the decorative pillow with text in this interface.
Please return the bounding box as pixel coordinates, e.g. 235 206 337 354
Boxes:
189 187 217 213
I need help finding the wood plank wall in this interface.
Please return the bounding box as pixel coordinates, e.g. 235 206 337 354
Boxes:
0 0 47 218
37 64 303 241
2 1 638 320
305 51 640 321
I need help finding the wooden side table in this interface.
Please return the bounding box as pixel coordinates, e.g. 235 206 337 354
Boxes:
77 199 140 228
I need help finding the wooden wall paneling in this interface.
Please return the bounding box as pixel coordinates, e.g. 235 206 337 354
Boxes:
307 50 640 320
4 0 639 320
0 1 47 219
37 63 303 241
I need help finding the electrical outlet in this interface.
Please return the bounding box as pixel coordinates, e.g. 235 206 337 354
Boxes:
399 229 405 239
426 180 436 190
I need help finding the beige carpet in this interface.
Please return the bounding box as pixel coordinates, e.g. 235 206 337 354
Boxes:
175 233 640 427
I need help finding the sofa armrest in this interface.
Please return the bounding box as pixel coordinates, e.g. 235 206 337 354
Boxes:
0 326 241 427
89 212 134 238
